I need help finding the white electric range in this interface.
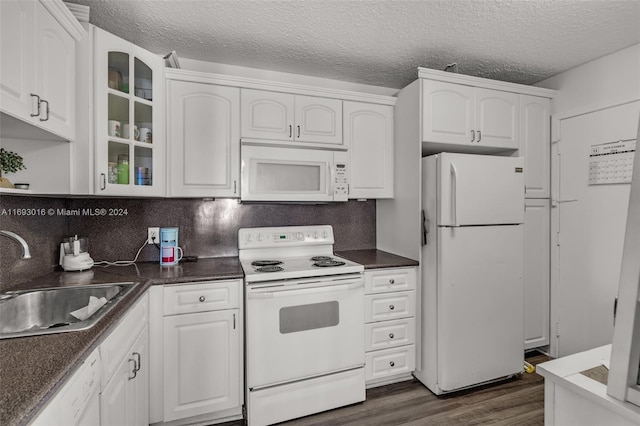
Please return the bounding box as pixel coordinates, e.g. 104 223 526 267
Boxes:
239 225 365 426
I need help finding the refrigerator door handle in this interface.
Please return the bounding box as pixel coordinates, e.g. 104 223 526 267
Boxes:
450 163 459 226
422 209 429 245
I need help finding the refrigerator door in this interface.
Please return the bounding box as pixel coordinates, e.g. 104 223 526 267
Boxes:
436 153 524 226
437 225 524 392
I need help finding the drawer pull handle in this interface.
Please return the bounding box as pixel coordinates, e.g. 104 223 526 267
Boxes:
389 361 395 367
389 279 395 284
389 333 395 339
389 304 395 310
199 296 206 302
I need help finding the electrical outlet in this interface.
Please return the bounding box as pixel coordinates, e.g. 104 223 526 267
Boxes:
147 227 160 245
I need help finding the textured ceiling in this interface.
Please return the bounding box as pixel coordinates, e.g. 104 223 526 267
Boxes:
66 0 640 89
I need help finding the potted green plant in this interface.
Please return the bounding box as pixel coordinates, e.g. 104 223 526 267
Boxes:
0 148 26 188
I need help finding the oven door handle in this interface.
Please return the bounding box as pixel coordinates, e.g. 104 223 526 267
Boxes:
248 280 363 299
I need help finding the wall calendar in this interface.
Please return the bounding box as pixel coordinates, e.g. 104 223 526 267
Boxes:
589 139 636 185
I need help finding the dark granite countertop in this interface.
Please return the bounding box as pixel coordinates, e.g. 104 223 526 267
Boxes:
0 257 244 426
336 249 419 269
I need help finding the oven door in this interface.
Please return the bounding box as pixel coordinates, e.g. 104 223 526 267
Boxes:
246 275 365 389
241 144 347 202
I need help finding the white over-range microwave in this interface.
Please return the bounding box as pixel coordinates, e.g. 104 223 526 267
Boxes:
240 143 349 202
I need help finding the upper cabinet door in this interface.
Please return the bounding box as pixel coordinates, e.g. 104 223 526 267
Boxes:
474 88 519 150
35 1 75 140
344 101 393 198
520 95 550 198
0 1 36 120
167 80 240 198
94 27 165 196
422 80 474 145
241 89 294 140
294 95 342 145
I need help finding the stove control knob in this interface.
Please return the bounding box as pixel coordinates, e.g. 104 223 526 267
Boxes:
245 234 253 243
257 233 263 242
313 231 319 239
296 232 304 240
322 231 329 239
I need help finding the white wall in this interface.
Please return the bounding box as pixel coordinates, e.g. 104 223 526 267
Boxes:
538 44 640 115
537 43 640 357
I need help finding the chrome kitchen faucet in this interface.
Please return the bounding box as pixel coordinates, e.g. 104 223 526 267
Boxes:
0 230 31 259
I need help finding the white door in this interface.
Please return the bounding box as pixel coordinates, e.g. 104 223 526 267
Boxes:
422 80 474 145
246 279 365 388
167 80 240 197
437 225 524 391
520 95 551 198
35 1 75 140
294 95 342 145
474 88 519 150
436 153 524 226
551 101 638 357
241 89 294 140
524 198 550 350
344 101 394 198
0 0 35 120
163 310 240 422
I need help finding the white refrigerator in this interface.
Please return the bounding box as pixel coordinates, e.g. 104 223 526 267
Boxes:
415 152 525 395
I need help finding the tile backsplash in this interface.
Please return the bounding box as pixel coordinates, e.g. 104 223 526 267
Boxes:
0 195 375 290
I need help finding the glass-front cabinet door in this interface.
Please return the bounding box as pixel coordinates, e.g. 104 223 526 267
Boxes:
94 28 164 196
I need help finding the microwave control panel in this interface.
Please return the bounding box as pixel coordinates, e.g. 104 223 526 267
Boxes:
334 162 348 201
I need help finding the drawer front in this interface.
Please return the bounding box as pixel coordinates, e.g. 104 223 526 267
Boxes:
163 280 240 315
365 345 416 382
100 292 148 389
365 317 415 351
365 291 415 322
365 268 416 294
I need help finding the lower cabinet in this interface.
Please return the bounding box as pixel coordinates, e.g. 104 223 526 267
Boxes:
99 293 149 426
524 198 551 350
150 279 243 425
364 267 417 387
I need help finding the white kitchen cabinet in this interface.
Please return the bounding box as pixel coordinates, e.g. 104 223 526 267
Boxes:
0 0 83 141
524 198 550 350
363 267 417 387
520 95 551 198
100 325 149 426
343 101 394 199
99 293 149 426
73 24 165 196
150 280 243 425
167 79 240 197
422 79 519 152
241 89 342 145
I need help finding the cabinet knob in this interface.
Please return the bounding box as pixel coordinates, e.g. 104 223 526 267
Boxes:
389 333 395 339
389 361 395 367
389 279 395 284
199 296 206 302
389 304 395 310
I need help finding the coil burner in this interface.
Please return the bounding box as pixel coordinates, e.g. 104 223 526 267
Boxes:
251 260 283 267
313 260 346 268
310 256 333 262
256 265 284 273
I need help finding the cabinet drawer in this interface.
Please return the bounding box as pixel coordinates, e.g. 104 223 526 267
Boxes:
365 291 415 322
365 345 415 382
365 317 415 351
100 292 148 389
365 268 416 294
163 280 240 315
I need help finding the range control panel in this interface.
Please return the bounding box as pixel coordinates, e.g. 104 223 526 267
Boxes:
238 225 335 249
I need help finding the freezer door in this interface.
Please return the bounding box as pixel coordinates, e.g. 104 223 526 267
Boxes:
436 153 524 226
436 225 524 392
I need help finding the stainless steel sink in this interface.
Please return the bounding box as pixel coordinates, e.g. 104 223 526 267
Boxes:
0 282 138 339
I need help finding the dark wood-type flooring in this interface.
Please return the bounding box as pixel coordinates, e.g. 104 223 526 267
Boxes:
222 352 550 426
